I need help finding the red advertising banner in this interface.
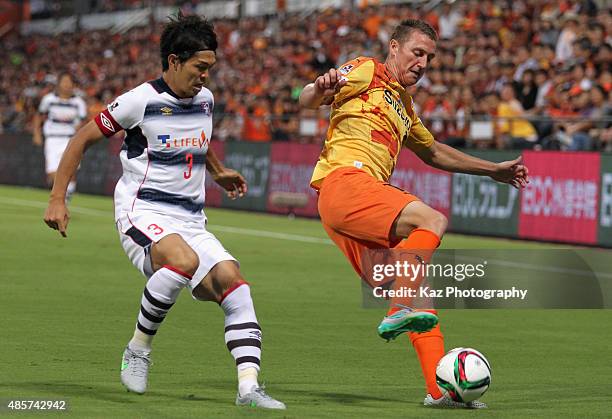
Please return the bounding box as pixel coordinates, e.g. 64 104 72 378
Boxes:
391 151 452 217
519 151 600 244
266 143 321 217
204 140 225 208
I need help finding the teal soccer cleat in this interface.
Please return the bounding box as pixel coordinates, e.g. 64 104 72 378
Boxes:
377 305 438 341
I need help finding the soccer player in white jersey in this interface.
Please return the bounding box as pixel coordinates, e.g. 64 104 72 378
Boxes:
43 13 285 410
33 73 87 200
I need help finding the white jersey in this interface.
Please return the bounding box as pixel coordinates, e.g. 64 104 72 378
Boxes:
38 93 87 138
94 77 213 223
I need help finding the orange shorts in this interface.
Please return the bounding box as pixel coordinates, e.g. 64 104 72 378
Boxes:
317 167 419 276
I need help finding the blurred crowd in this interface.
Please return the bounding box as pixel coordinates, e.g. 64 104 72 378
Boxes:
29 0 191 18
1 0 610 150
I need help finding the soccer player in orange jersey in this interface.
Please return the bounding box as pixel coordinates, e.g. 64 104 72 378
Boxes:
300 19 529 408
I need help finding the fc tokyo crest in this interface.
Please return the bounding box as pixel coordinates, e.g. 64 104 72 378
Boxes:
201 101 211 116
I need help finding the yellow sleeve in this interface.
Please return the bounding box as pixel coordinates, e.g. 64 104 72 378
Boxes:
333 58 375 103
404 97 434 152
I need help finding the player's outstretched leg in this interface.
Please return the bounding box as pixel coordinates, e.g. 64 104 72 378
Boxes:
409 318 446 401
219 282 285 409
121 265 190 393
386 218 449 402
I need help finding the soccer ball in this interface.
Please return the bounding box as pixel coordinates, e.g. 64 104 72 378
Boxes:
435 347 491 403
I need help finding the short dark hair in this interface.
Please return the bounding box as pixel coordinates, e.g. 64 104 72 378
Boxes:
57 72 72 83
160 11 218 71
391 19 438 44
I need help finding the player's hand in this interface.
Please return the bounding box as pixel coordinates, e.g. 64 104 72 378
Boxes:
490 156 530 189
33 132 43 147
314 68 348 98
213 168 248 200
44 199 70 237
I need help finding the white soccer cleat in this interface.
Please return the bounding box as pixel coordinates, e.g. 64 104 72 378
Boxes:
120 346 151 394
235 386 286 409
423 393 487 409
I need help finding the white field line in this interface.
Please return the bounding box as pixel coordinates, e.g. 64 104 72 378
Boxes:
0 196 333 245
2 196 610 279
0 196 110 216
210 225 332 244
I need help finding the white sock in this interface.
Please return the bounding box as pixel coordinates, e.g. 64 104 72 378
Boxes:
128 266 190 352
238 367 259 396
128 329 154 352
221 283 262 395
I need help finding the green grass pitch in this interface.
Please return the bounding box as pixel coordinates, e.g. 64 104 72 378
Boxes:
1 184 611 418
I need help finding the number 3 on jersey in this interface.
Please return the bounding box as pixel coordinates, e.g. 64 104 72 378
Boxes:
184 153 193 179
147 224 164 235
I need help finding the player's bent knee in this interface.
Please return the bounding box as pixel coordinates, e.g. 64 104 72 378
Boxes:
169 250 199 277
427 210 448 237
394 201 448 239
412 206 447 237
211 261 244 289
192 261 244 302
152 234 200 276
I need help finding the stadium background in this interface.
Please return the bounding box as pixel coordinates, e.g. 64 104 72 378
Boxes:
1 0 611 246
1 2 612 417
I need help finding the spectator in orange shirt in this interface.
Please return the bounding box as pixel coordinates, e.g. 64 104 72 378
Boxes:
362 8 383 39
242 104 271 142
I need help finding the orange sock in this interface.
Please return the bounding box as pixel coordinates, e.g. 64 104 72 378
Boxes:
388 228 441 308
391 228 444 398
386 306 445 399
410 315 445 399
400 228 440 250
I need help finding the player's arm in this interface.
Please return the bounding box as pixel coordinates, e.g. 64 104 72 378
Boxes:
44 121 105 237
405 99 529 188
32 98 48 147
300 59 373 109
299 68 347 109
32 110 46 147
415 141 529 189
205 147 247 199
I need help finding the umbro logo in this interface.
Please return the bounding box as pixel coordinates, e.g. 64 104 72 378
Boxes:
100 113 115 132
160 107 173 116
250 330 262 340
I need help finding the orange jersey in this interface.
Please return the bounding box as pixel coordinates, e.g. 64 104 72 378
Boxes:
310 57 434 189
